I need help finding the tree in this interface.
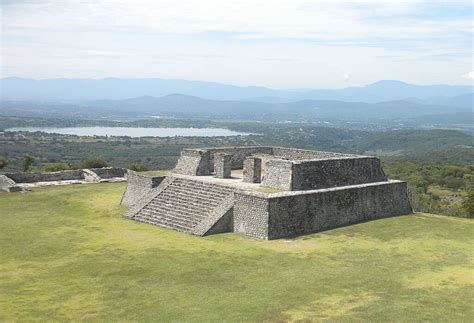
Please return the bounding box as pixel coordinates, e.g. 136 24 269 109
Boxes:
20 154 35 172
128 163 148 172
0 156 7 170
462 191 474 218
83 156 108 169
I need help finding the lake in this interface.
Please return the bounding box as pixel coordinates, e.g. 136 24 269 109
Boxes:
6 127 250 137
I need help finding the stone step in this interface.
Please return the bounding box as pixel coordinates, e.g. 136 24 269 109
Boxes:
166 184 233 198
135 209 204 229
137 206 199 222
139 211 200 228
163 188 231 200
133 216 193 233
128 177 236 234
171 180 234 193
142 202 208 220
155 193 223 209
138 205 203 221
149 192 217 207
138 194 219 222
161 186 232 200
136 209 200 228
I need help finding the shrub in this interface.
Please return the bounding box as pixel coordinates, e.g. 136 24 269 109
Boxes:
128 163 148 172
462 191 474 218
0 156 7 170
44 163 71 172
83 156 108 169
19 154 35 172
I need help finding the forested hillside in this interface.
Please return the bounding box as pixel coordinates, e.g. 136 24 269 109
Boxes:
0 117 472 218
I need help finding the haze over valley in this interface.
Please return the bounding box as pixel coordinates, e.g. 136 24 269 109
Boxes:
1 78 472 132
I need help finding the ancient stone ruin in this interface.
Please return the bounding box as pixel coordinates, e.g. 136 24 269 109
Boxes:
122 146 412 240
0 167 126 192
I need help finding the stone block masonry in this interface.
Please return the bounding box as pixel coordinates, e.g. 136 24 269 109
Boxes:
124 177 235 235
214 153 232 178
174 146 273 175
89 167 127 179
121 170 165 207
234 180 412 240
267 181 412 239
289 157 387 191
6 169 86 183
243 157 262 183
261 159 293 190
233 193 269 239
272 147 355 160
173 149 211 176
1 168 127 192
125 146 413 240
207 147 273 170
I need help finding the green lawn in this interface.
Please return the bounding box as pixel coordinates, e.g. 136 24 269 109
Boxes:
0 183 473 321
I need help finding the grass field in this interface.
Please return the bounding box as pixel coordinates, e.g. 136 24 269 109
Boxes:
1 183 473 321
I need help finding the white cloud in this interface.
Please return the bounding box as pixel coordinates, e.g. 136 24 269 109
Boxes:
1 0 472 87
462 72 474 79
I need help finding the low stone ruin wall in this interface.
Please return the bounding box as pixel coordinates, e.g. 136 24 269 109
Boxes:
89 167 127 179
0 167 127 192
121 170 165 207
173 146 273 175
5 169 86 183
234 180 412 240
207 147 273 170
173 149 211 176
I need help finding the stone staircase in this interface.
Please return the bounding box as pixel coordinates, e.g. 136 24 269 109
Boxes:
124 177 235 235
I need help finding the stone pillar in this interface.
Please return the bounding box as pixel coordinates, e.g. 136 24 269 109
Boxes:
214 153 232 178
243 156 262 183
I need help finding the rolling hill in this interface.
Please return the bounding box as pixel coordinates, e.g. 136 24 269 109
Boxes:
1 93 471 124
1 77 472 103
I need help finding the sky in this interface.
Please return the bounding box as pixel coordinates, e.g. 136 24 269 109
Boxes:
1 0 473 88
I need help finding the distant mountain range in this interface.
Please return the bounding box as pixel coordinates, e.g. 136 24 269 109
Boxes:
1 93 472 125
1 77 472 103
85 93 473 121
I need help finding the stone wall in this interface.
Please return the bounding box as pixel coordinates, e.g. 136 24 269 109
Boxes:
233 193 269 239
261 159 293 190
173 149 211 175
121 170 165 207
207 147 273 170
5 169 86 183
4 167 127 184
173 146 273 175
90 167 127 179
214 153 232 178
266 181 412 239
290 157 387 190
235 180 412 240
1 167 127 192
173 146 381 187
272 147 355 160
243 157 262 183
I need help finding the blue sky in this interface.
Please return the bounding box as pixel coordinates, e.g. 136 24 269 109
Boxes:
1 0 473 88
